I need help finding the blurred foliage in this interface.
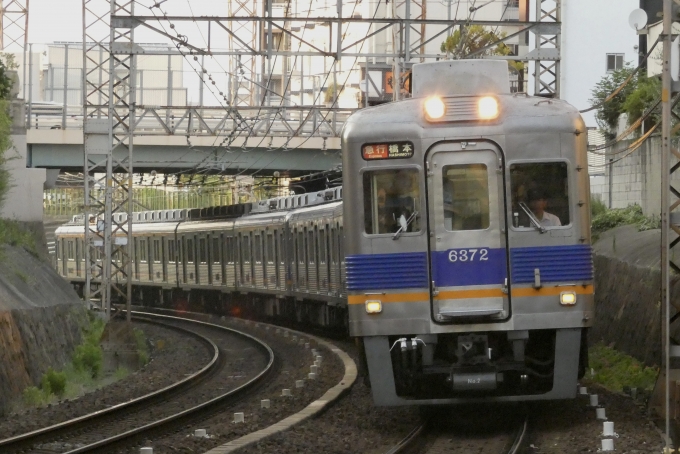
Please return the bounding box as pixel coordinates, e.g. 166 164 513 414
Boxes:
591 204 659 238
134 328 149 366
440 25 525 76
586 343 658 392
590 65 639 140
0 218 37 256
41 367 67 397
22 386 49 407
590 196 607 218
73 317 105 378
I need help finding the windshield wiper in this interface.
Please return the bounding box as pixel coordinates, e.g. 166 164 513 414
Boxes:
393 211 419 240
518 202 546 233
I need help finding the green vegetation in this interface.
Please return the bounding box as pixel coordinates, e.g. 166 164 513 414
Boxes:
73 317 105 378
591 204 659 239
134 328 149 366
0 218 37 256
440 25 525 85
586 343 658 392
41 367 67 397
20 315 153 409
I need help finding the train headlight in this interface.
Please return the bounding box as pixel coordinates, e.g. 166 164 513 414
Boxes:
478 96 499 120
424 97 446 120
559 291 577 306
365 300 383 314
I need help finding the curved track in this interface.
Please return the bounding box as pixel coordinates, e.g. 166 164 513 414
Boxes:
0 311 274 454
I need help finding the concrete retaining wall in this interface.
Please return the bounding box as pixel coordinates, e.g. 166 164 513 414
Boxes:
0 242 87 414
591 225 680 367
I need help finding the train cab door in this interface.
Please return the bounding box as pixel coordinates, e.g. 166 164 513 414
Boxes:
426 143 510 321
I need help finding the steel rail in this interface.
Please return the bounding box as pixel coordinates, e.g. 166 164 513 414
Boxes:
0 313 220 452
61 310 275 453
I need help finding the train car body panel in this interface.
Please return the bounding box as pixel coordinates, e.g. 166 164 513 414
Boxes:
342 60 593 405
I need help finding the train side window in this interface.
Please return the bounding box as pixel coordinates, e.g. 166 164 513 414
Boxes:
67 241 74 260
308 228 315 264
319 229 326 264
187 238 194 263
243 235 251 263
510 162 570 228
199 238 207 264
139 239 147 262
226 236 234 263
442 164 490 231
168 239 176 263
177 239 183 263
153 239 161 263
266 234 274 264
212 237 220 263
363 169 420 234
297 231 304 263
254 234 262 263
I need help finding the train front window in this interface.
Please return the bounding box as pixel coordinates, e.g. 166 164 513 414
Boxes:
442 164 490 231
363 169 421 235
510 162 570 228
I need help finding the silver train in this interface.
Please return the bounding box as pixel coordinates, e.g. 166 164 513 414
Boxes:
55 60 593 406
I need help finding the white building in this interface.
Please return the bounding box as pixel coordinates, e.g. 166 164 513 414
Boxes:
559 0 640 128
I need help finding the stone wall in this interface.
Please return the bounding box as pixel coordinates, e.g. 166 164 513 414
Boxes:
0 243 87 414
590 225 680 367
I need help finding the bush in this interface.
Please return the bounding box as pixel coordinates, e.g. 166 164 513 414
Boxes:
22 386 47 406
134 328 149 366
73 342 102 378
591 196 607 218
587 344 658 392
41 367 67 397
591 204 659 237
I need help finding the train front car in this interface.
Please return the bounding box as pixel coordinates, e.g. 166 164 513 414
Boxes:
342 60 593 405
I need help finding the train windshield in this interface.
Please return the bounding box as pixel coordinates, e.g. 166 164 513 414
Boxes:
510 162 570 228
442 164 490 231
363 169 421 235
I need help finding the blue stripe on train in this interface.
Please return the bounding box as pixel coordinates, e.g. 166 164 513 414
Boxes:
346 244 593 291
345 252 429 290
510 244 593 284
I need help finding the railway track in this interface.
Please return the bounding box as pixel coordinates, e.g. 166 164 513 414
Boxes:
0 311 274 454
385 405 529 454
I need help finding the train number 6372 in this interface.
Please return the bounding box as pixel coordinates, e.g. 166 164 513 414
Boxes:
448 248 489 263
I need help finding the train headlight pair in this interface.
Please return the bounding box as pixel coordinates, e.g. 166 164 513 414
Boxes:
365 300 382 314
559 291 577 306
423 96 499 121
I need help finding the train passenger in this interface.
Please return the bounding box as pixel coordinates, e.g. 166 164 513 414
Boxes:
527 188 561 227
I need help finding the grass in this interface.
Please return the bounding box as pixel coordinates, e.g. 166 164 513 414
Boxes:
584 343 658 392
0 218 37 258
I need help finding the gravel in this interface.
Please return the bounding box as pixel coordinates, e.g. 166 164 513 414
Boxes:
0 309 666 454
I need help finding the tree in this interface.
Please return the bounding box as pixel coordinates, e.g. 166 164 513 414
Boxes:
440 25 525 88
589 65 640 140
0 56 15 210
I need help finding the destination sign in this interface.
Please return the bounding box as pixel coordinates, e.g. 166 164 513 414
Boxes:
362 141 414 160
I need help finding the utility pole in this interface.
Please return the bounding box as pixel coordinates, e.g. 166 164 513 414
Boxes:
660 0 673 448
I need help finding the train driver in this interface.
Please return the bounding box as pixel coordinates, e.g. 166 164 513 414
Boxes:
527 188 561 227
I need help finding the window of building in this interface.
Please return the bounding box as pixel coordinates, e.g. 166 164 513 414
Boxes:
510 162 570 228
606 54 624 72
363 168 421 234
